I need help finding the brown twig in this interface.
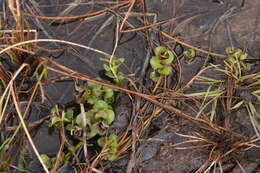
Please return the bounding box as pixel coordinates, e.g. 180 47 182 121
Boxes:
40 56 231 133
22 1 130 21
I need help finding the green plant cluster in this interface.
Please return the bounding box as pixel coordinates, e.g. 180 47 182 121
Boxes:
225 47 247 62
40 154 56 170
150 46 174 82
188 46 259 135
101 57 125 85
75 100 115 138
49 107 74 130
225 47 251 77
80 80 114 105
40 142 82 170
97 134 119 161
49 80 119 161
183 48 196 64
76 81 115 138
50 81 115 139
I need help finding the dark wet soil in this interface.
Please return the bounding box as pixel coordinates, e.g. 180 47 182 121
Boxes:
4 0 260 172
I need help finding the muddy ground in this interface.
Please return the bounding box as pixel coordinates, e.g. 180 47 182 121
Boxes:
2 0 260 172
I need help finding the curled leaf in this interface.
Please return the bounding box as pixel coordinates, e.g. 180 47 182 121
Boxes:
93 100 110 110
225 47 233 55
160 51 174 65
97 134 119 160
75 111 92 126
158 66 172 75
103 109 115 125
183 49 196 64
150 56 163 70
150 71 160 82
154 46 174 65
103 87 114 103
87 122 105 138
154 46 167 57
101 57 125 84
40 154 52 169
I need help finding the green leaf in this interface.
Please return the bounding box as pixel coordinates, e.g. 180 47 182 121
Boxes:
154 46 167 57
75 113 84 126
94 110 107 120
40 154 52 169
105 71 115 79
88 81 102 89
150 56 163 70
158 66 172 75
107 153 117 161
98 134 118 161
87 129 98 138
227 56 236 63
240 53 247 60
94 109 115 125
150 71 160 82
114 72 125 85
88 122 106 137
97 136 105 147
118 58 125 63
225 47 233 54
50 116 61 127
93 100 109 110
108 134 118 147
50 106 59 115
65 110 74 120
98 134 118 148
160 51 174 65
66 124 75 131
104 109 115 125
103 64 110 71
86 96 99 105
232 48 242 58
231 101 244 110
112 58 124 70
103 86 114 99
100 57 110 63
183 49 196 64
101 57 125 85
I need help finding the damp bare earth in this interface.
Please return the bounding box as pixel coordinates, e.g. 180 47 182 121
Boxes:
0 1 259 173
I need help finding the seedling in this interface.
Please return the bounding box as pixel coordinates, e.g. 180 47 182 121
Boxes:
49 106 75 130
40 142 82 170
75 101 115 138
73 80 116 138
223 47 251 81
40 154 56 170
188 47 259 135
183 48 196 64
101 57 125 85
98 134 119 161
79 80 115 105
50 81 116 139
150 46 174 82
